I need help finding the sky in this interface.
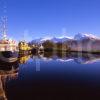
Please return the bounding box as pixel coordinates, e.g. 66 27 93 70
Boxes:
0 0 100 41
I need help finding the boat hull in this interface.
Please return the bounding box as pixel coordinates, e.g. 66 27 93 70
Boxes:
0 51 18 63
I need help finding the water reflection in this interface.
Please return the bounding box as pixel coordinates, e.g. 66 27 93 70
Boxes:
18 55 32 64
0 61 19 100
0 52 100 100
18 52 100 64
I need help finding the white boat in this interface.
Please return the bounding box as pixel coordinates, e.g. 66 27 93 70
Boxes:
0 16 18 63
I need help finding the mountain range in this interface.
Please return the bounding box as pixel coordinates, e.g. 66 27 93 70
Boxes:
30 33 100 52
31 33 99 43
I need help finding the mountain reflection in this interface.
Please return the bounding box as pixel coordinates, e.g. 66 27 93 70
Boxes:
0 52 100 100
1 52 100 66
32 52 100 64
18 52 100 64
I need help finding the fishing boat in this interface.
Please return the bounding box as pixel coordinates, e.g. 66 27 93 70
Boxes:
0 38 18 63
0 16 18 63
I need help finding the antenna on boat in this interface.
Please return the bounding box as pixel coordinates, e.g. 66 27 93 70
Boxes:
0 0 8 40
2 17 7 40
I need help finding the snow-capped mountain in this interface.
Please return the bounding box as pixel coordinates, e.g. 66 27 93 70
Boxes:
29 33 100 53
30 36 73 44
74 33 99 40
30 33 100 46
48 37 72 43
68 33 100 52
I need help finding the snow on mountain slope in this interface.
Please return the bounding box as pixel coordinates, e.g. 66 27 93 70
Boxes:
74 33 99 40
40 36 73 43
31 36 73 44
30 33 100 45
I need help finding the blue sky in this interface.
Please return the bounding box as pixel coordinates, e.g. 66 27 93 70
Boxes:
0 0 100 41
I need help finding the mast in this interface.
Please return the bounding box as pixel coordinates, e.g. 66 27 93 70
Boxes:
1 16 7 40
0 0 8 40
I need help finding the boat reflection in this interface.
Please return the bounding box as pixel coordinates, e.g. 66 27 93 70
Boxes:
0 61 19 100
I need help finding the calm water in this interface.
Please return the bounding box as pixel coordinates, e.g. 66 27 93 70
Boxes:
1 52 100 100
